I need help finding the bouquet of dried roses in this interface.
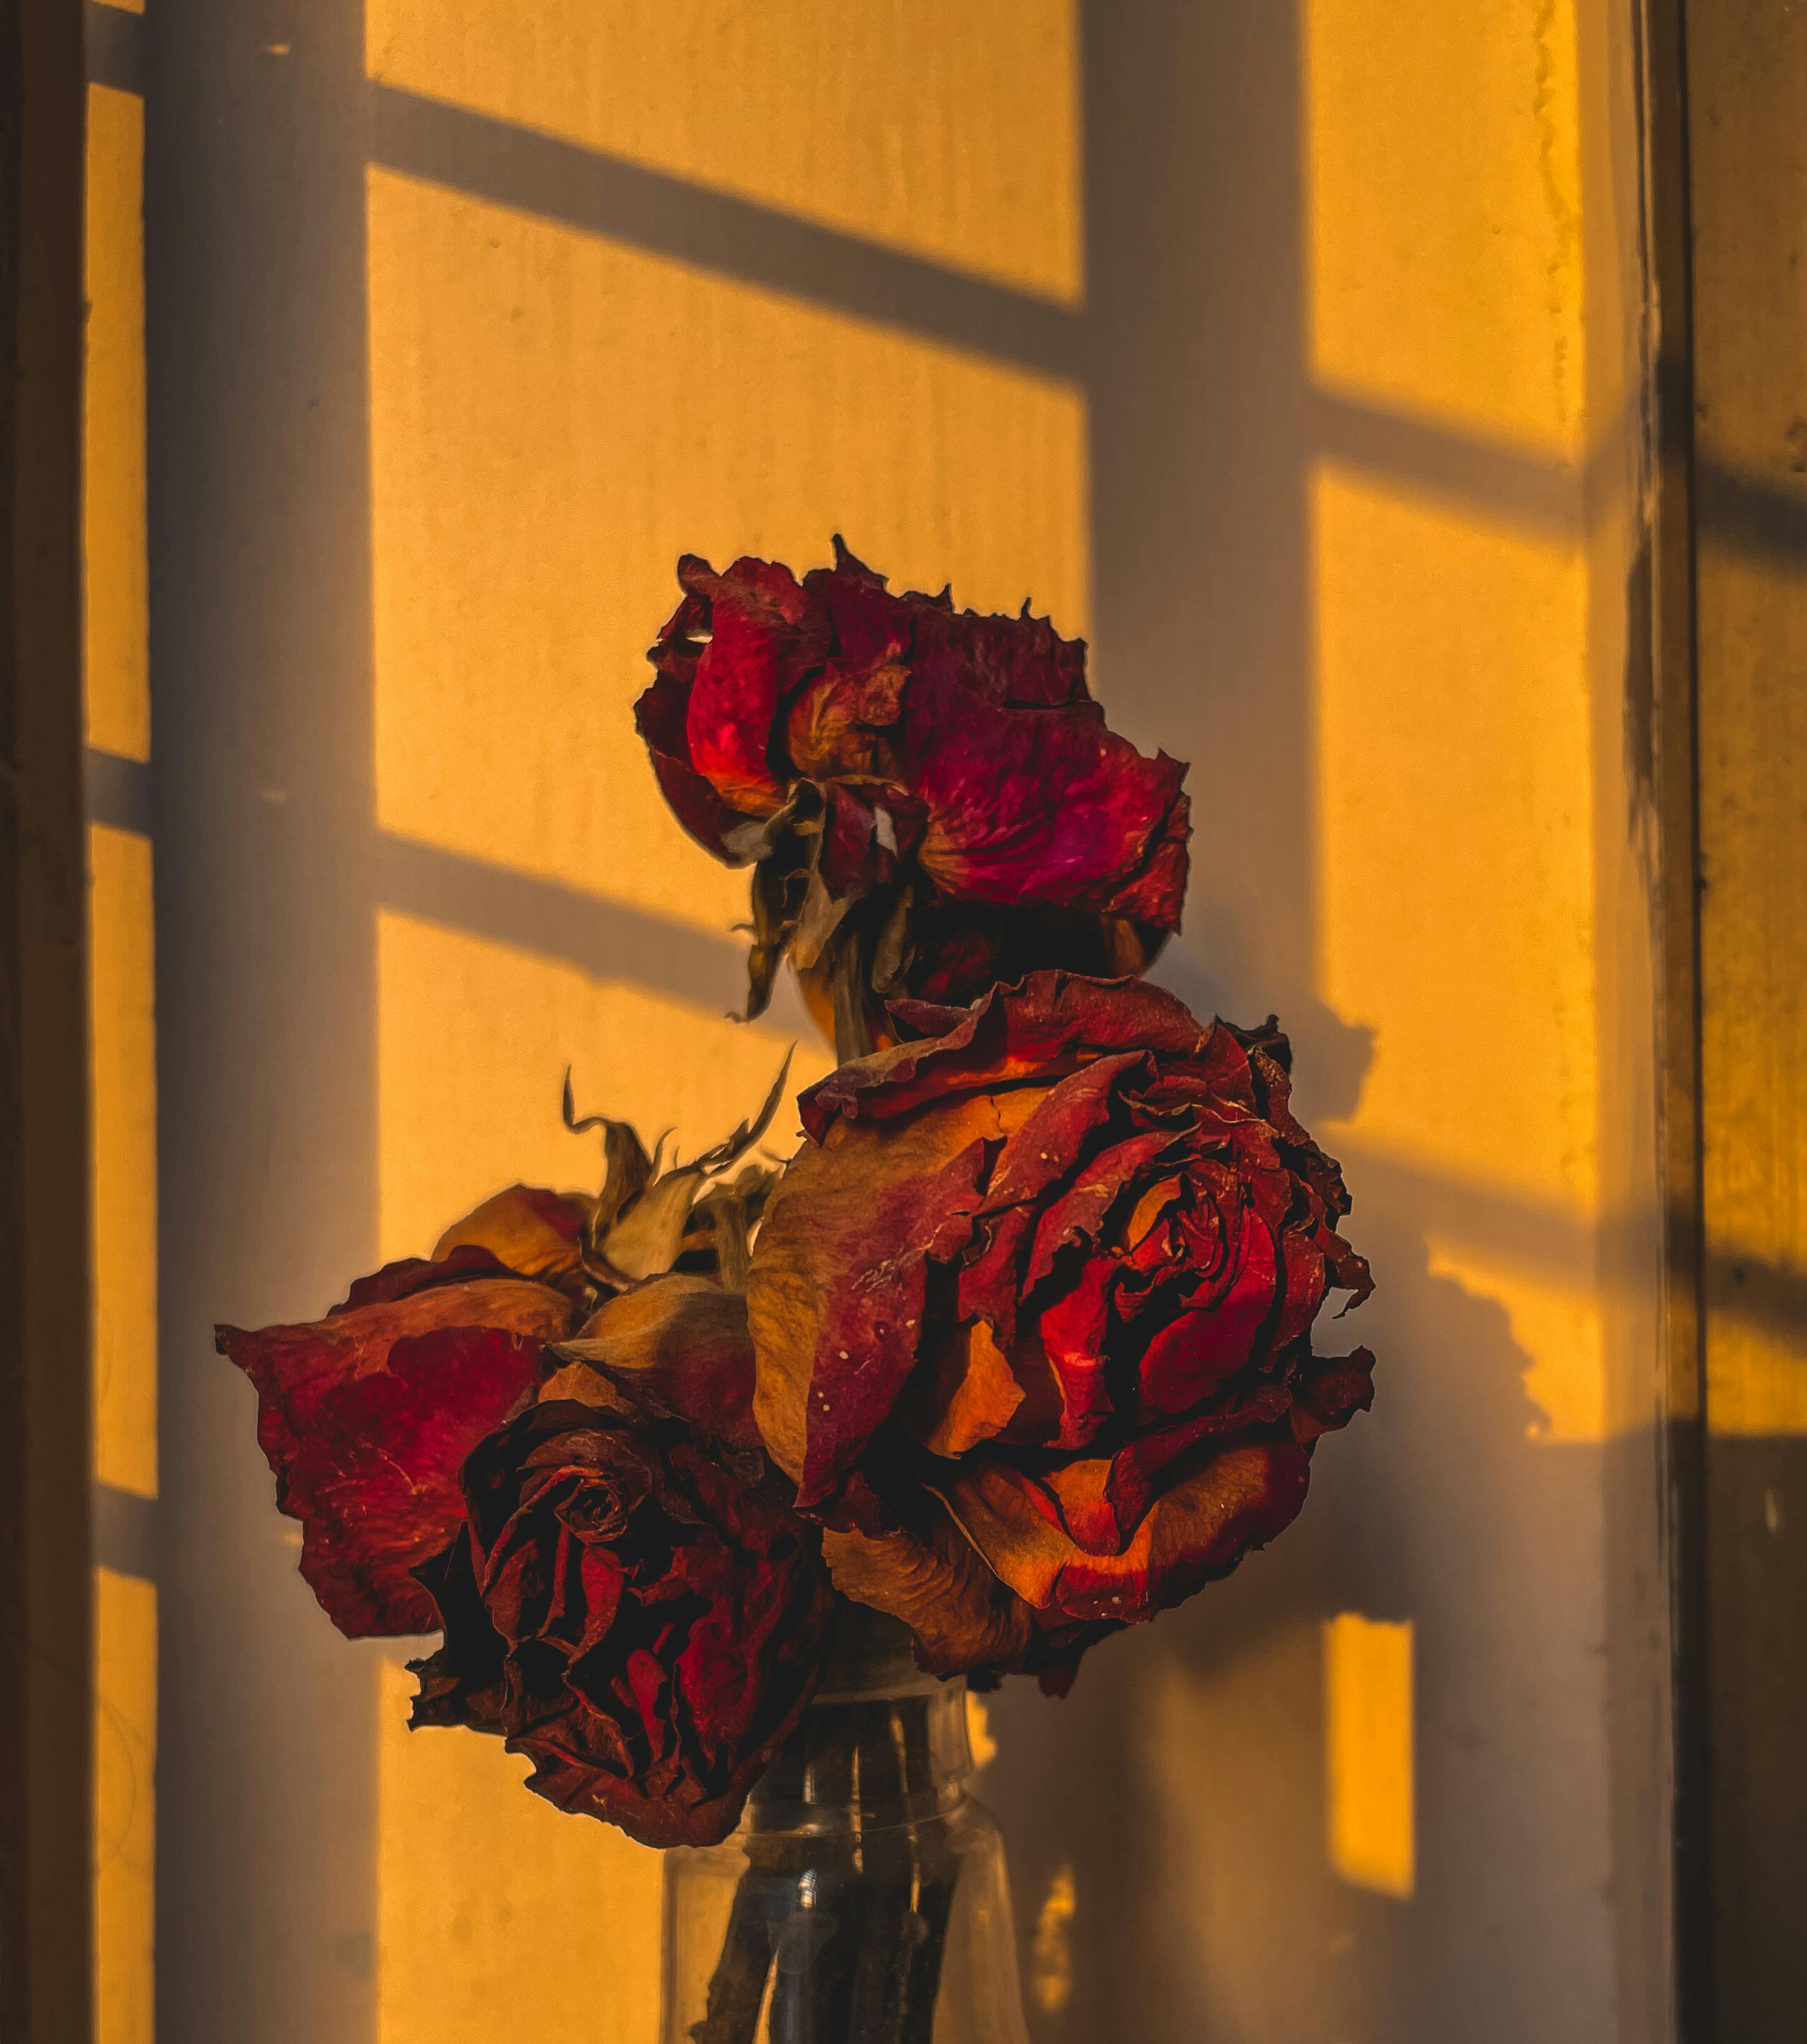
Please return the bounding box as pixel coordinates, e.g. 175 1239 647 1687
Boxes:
221 544 1373 2033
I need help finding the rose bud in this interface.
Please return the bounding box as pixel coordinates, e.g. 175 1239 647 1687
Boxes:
217 1070 792 1638
409 1286 835 1848
746 973 1374 1682
635 543 1191 1051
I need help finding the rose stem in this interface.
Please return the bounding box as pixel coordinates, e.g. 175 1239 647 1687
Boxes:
686 1864 773 2044
766 1706 862 2043
846 1701 917 2043
897 1699 959 2044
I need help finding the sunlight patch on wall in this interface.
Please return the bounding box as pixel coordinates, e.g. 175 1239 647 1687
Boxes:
1312 464 1595 1207
1311 463 1606 1439
1030 1864 1077 2017
1703 1306 1807 1437
1324 1614 1415 1900
365 0 1083 305
1138 1629 1369 2039
1303 0 1585 456
89 823 158 1499
1427 1234 1606 1442
376 1658 661 2044
366 168 1088 939
375 909 831 1265
83 82 150 764
95 1567 156 2044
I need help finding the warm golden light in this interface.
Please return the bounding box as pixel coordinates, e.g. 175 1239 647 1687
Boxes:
1312 461 1605 1439
377 1660 661 2044
375 908 833 1265
365 16 1091 2008
1324 1614 1415 1900
365 0 1084 304
1304 0 1585 455
1030 1863 1077 2017
89 823 159 1498
366 167 1088 935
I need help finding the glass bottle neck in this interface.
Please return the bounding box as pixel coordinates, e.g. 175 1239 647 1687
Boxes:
745 1609 972 1835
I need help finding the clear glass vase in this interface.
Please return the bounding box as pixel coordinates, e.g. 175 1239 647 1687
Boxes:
659 1613 1032 2044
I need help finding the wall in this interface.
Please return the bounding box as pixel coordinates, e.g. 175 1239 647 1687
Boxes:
77 1 1670 2038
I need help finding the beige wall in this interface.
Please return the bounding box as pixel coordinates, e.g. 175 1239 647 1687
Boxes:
85 1 1670 2038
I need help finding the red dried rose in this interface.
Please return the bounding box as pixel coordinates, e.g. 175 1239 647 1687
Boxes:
216 1193 589 1638
635 543 1191 1047
409 1282 835 1848
217 1074 789 1638
746 973 1374 1683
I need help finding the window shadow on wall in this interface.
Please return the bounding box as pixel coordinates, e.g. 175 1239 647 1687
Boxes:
144 5 385 2039
981 9 1625 2044
131 4 1666 2042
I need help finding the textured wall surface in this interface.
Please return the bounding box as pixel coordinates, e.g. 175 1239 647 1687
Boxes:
80 1 1672 2039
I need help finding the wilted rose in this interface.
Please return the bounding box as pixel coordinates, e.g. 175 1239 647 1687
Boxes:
635 544 1191 1047
218 1076 789 1638
216 1196 586 1638
409 1278 836 1848
747 973 1374 1685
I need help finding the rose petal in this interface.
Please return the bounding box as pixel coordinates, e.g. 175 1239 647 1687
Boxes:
900 667 1188 919
633 664 753 860
940 1437 1310 1625
821 1497 1035 1678
220 1282 567 1636
955 1055 1145 1339
1034 1258 1117 1449
895 1318 1027 1458
224 1273 567 1473
416 1404 834 1847
554 1275 762 1452
334 1244 513 1314
907 600 1087 710
750 1097 1008 1505
1025 1129 1178 1291
1290 1346 1377 1442
433 1184 595 1294
806 973 1215 1140
1138 1209 1279 1416
683 558 808 817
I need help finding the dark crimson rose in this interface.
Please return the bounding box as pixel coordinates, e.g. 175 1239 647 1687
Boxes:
747 973 1374 1683
635 543 1191 1047
409 1294 836 1847
217 1194 588 1638
217 1074 789 1638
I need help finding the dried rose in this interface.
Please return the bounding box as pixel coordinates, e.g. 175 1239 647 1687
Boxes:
217 1073 789 1638
635 544 1191 1049
746 973 1374 1682
216 1206 586 1638
409 1283 835 1847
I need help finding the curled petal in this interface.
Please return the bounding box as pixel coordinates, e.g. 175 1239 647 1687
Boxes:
804 973 1216 1139
821 1498 1035 1679
1290 1347 1378 1442
940 1437 1310 1626
682 558 809 818
554 1276 763 1453
411 1403 835 1846
1137 1209 1279 1417
905 678 1190 921
433 1184 595 1295
633 665 751 860
895 1318 1027 1458
220 1272 570 1635
750 1097 1012 1504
